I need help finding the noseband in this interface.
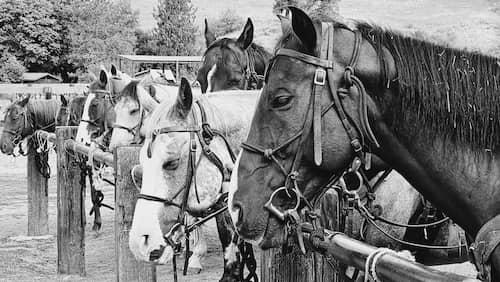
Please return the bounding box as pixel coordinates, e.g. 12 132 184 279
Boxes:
137 100 236 254
241 22 380 241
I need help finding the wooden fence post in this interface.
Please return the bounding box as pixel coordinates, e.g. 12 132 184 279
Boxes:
26 149 49 236
56 126 86 275
261 191 339 282
115 146 156 282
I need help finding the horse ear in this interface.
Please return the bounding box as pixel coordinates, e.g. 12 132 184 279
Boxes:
99 70 108 86
175 77 193 118
111 64 117 76
289 6 317 52
88 71 97 82
236 18 254 50
18 95 30 107
60 95 68 106
277 8 292 34
204 19 216 47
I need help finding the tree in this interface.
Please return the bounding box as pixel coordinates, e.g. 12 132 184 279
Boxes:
0 0 67 73
0 51 25 82
154 0 198 56
273 0 342 21
135 29 159 56
67 0 138 74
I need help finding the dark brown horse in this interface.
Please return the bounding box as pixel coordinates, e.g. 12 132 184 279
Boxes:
56 95 88 126
230 7 500 281
197 18 271 93
0 96 59 155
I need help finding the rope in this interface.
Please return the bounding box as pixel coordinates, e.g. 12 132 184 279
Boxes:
364 248 414 282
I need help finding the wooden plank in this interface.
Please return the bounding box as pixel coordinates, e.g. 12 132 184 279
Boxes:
260 190 339 282
26 150 49 236
114 146 156 282
56 126 86 275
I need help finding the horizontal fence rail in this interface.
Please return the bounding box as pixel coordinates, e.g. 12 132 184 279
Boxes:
302 224 478 282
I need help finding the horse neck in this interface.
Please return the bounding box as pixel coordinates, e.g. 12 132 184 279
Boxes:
378 111 500 236
196 91 259 138
27 100 58 132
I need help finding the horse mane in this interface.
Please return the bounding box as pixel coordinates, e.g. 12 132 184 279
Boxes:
120 80 140 101
25 99 60 129
355 22 500 150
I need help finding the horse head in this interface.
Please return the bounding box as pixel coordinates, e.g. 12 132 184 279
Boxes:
76 68 116 146
229 7 398 248
109 80 160 151
196 18 270 93
0 96 31 155
129 78 237 264
56 95 70 126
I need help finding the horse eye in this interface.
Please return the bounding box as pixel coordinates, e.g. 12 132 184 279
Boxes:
130 109 139 115
271 95 293 109
163 158 180 170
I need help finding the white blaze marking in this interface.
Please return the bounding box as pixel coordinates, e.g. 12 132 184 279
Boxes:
227 152 241 227
75 93 95 144
206 64 217 92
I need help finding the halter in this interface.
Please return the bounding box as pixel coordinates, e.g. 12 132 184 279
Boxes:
241 22 381 251
137 100 236 260
112 101 145 144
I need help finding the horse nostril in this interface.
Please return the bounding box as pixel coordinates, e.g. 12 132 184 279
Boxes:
143 234 149 245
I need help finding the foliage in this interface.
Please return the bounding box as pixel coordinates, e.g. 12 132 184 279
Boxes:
0 0 67 73
0 52 25 83
154 0 198 56
135 29 159 56
211 9 245 36
67 0 138 74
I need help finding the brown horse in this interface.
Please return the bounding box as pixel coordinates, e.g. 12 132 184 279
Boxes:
230 7 499 281
197 18 271 93
0 96 59 155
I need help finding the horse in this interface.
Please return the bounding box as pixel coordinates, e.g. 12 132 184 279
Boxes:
76 68 117 146
197 18 271 93
128 78 260 281
0 96 59 155
229 6 500 281
56 95 88 126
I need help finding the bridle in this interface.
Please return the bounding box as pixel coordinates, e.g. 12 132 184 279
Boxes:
242 49 265 90
136 100 236 263
3 103 56 155
241 22 381 251
112 99 145 144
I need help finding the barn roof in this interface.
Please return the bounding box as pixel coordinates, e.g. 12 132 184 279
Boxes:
22 73 62 83
118 55 202 63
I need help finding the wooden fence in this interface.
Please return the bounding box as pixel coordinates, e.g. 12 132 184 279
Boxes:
28 128 477 282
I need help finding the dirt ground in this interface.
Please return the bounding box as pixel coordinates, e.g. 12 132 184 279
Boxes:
0 151 263 282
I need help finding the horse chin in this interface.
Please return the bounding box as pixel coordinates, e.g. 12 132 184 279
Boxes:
258 217 288 250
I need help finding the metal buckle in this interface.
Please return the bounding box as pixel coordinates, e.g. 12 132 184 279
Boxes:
314 68 326 86
264 186 301 222
190 139 197 151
